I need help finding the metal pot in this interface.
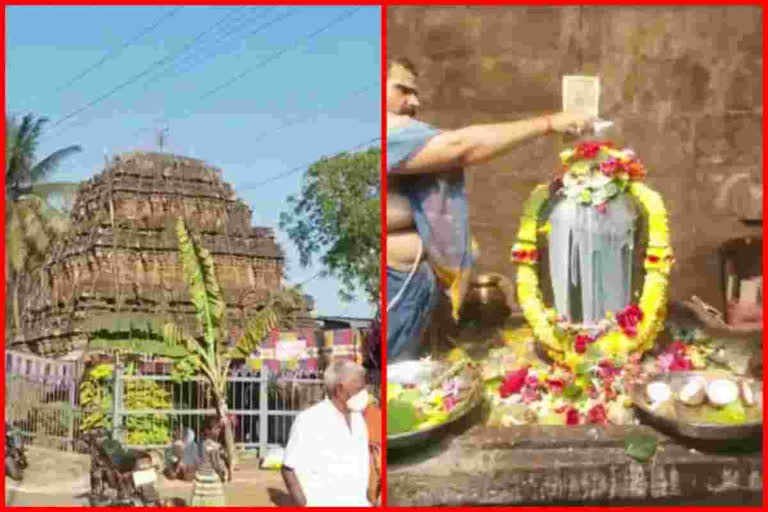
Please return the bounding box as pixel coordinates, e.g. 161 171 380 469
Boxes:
459 274 512 325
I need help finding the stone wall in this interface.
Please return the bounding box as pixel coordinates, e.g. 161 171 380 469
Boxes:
388 5 762 310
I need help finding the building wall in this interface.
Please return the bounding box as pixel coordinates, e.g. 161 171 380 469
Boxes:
388 5 762 310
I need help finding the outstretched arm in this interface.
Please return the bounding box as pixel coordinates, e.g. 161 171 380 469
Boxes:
394 111 593 174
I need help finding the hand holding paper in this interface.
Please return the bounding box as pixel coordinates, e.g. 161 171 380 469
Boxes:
562 75 612 136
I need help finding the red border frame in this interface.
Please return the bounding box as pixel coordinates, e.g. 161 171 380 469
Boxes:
380 2 388 509
3 2 767 510
762 4 767 509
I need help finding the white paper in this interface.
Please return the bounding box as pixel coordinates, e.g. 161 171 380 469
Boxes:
739 276 762 305
563 75 600 118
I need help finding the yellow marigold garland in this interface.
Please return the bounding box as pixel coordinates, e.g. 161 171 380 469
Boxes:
512 143 672 367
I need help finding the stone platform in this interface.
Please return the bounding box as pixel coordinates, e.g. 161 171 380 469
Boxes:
387 407 762 506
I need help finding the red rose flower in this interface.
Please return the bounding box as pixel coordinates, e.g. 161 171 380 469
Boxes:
669 354 693 372
587 404 608 424
547 379 565 394
499 367 529 398
597 359 620 377
574 334 593 354
577 142 602 158
617 304 644 338
668 341 687 356
565 407 581 426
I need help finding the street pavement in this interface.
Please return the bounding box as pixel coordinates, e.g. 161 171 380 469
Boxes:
5 445 291 507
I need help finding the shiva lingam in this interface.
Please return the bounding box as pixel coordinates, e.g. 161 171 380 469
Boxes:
512 140 672 363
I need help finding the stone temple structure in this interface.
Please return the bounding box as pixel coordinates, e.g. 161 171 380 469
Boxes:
13 152 292 358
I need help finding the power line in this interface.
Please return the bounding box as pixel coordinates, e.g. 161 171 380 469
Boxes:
45 6 369 150
131 8 301 140
239 136 380 191
46 6 241 133
199 7 363 101
250 81 379 145
138 6 270 92
132 8 362 144
55 7 184 94
144 7 284 89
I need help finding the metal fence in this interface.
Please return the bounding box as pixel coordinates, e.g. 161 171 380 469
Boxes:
112 371 327 453
5 350 381 456
6 372 83 451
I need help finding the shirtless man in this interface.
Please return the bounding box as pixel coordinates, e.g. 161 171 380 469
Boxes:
386 57 594 362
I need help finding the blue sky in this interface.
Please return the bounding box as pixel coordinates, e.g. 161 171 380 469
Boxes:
6 6 381 318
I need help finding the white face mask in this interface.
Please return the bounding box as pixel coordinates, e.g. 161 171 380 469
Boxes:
346 388 369 412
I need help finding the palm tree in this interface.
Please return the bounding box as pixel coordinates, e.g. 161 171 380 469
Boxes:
6 114 82 331
164 218 303 479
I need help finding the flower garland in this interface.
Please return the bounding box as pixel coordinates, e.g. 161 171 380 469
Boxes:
512 141 673 368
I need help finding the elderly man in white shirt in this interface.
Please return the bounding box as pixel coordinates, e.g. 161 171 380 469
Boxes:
282 360 372 507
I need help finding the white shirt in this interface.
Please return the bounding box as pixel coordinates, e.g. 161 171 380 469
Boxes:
283 398 370 507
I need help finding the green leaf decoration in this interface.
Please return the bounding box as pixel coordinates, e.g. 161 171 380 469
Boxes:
176 218 226 350
563 383 583 400
79 362 172 444
624 433 658 462
575 362 592 376
399 389 421 403
236 309 278 356
703 402 747 425
483 377 503 395
584 344 604 362
387 399 420 435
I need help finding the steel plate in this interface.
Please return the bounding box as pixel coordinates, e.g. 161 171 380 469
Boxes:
629 370 762 441
387 360 483 450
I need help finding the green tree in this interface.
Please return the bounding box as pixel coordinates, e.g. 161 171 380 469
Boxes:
5 114 81 331
163 218 298 479
279 147 380 305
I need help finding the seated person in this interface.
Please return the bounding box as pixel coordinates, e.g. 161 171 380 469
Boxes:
164 427 199 481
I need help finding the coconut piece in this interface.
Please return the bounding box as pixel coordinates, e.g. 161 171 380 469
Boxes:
740 380 756 407
653 398 678 420
646 381 672 406
705 379 739 407
678 377 706 406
